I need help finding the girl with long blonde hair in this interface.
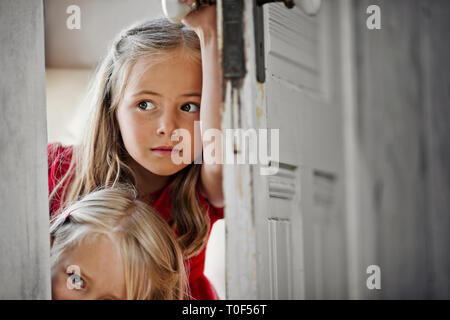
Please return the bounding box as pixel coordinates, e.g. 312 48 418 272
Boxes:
48 1 223 299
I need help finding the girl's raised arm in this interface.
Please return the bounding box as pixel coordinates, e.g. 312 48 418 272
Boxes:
182 1 224 208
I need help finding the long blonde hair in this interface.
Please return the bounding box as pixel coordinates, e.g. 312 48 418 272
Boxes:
50 185 188 300
49 18 210 259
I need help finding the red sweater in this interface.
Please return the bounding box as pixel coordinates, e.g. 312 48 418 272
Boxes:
47 143 224 300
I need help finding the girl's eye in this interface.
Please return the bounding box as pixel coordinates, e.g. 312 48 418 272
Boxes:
137 101 156 111
68 272 85 289
181 103 200 113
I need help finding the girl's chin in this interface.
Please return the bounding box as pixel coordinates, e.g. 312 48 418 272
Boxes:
145 162 189 176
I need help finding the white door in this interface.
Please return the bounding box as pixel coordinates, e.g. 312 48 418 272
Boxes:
222 0 349 299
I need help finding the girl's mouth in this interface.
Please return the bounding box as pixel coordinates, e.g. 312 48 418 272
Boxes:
151 147 181 157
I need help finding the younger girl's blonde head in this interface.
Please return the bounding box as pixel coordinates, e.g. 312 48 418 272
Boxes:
50 185 187 300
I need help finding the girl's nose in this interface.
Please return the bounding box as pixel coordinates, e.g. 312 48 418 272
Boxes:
156 109 177 137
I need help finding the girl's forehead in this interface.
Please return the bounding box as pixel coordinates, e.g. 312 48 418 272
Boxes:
125 54 202 95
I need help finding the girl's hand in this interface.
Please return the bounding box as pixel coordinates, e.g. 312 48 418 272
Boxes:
179 0 217 39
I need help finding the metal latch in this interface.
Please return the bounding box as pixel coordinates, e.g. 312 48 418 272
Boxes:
222 0 247 84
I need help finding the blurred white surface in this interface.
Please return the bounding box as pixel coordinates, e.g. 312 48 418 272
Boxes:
204 219 226 299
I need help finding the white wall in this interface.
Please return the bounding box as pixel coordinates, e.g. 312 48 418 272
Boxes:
46 68 92 145
44 0 165 68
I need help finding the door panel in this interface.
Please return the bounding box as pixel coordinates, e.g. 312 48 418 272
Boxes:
263 1 347 299
223 0 347 299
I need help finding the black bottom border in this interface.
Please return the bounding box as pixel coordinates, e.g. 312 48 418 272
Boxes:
1 300 448 318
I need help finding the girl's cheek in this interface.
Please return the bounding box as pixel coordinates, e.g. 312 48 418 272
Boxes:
120 115 147 141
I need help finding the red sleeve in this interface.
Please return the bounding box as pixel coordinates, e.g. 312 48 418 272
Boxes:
48 142 74 217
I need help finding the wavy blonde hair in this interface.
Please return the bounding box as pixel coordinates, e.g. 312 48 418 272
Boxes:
50 185 188 300
49 18 210 259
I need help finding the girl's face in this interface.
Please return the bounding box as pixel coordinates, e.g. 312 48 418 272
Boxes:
51 235 126 300
116 49 203 177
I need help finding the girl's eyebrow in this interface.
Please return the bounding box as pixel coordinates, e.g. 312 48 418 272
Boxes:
132 90 201 98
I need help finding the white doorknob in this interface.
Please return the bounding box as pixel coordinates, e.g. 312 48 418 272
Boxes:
297 0 322 16
161 0 193 23
161 0 217 23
